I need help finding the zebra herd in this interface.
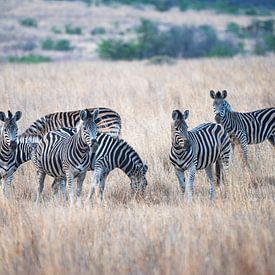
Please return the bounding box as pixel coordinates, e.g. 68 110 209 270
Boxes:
0 90 274 204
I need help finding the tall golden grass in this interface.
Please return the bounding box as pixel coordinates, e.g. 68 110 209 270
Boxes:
0 56 274 275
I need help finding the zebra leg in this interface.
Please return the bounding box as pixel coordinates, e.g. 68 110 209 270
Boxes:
187 165 196 202
240 140 250 168
2 175 14 198
215 159 222 186
51 179 60 202
99 171 109 202
66 172 75 206
36 171 46 204
60 179 67 202
76 171 86 205
86 172 99 202
205 165 215 200
175 169 185 194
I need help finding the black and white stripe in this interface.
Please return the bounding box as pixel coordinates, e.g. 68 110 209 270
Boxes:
22 107 121 138
0 107 121 193
210 90 275 165
33 109 99 205
50 132 148 202
0 110 22 196
170 110 231 201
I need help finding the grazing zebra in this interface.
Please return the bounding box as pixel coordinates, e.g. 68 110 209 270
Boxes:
22 107 121 138
170 110 231 201
0 111 22 196
86 133 148 202
32 109 99 205
210 90 275 165
47 132 148 202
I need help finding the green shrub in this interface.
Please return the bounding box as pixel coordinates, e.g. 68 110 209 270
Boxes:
51 26 62 34
65 24 82 35
98 20 241 60
8 55 51 63
42 38 55 50
20 18 37 27
42 38 72 51
98 39 140 60
91 27 106 35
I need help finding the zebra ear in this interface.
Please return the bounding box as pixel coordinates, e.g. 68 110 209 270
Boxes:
92 108 99 120
183 110 189 120
14 111 22 121
210 90 215 99
172 110 180 120
0 112 6 122
222 90 227 99
80 110 88 121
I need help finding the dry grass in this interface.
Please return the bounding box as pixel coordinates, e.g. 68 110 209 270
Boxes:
0 56 275 275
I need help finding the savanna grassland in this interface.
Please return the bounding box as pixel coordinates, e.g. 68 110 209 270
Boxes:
0 56 275 275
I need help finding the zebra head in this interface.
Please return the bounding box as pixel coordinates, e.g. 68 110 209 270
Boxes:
210 90 232 123
130 163 148 193
0 110 22 151
79 109 99 153
171 109 191 150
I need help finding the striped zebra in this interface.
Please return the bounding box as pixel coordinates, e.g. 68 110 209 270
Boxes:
43 132 148 202
210 90 275 165
170 110 231 201
86 132 148 202
0 107 121 193
32 109 99 205
0 111 22 196
22 107 121 138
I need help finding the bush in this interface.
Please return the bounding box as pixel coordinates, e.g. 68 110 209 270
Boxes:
42 38 72 51
98 39 140 60
20 18 37 27
98 20 242 60
65 24 82 35
8 55 51 64
51 26 62 34
91 27 106 35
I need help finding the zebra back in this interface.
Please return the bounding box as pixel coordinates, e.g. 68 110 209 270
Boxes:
22 107 121 139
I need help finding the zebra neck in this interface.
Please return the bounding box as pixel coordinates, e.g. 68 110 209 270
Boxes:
116 142 142 177
0 142 15 161
73 129 90 154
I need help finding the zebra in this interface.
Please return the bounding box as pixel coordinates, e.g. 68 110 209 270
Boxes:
0 110 22 196
22 107 121 139
210 90 275 166
170 109 231 201
43 132 148 203
32 109 99 205
0 107 122 193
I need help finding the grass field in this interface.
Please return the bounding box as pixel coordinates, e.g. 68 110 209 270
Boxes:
0 56 274 274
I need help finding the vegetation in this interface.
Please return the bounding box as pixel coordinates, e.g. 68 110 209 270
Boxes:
49 0 274 14
42 38 73 51
65 24 82 35
8 54 52 63
19 17 38 27
51 26 62 34
91 26 107 35
98 19 241 60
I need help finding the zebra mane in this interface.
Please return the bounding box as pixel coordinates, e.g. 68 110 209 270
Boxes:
224 100 233 112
